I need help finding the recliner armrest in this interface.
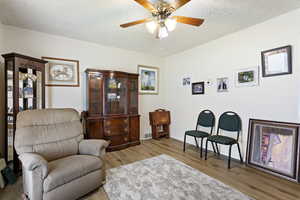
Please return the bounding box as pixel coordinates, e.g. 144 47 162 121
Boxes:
79 139 109 157
19 153 48 179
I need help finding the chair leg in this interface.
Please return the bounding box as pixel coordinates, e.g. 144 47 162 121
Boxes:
205 139 209 160
228 145 232 169
237 143 244 163
200 138 204 158
183 134 186 152
194 137 199 148
211 142 217 154
215 143 220 155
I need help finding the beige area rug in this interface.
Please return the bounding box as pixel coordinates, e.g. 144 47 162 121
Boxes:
104 154 254 200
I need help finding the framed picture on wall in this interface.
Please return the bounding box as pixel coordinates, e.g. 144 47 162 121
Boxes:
42 57 80 87
192 82 205 95
217 77 229 92
246 119 300 182
235 67 259 87
138 65 159 95
183 77 191 86
261 45 292 77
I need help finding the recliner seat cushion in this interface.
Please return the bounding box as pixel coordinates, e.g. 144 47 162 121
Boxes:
44 155 103 192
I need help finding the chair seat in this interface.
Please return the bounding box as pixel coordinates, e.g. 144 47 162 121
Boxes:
207 135 237 145
44 155 103 193
185 130 209 138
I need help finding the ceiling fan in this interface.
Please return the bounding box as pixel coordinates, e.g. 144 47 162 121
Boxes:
120 0 204 39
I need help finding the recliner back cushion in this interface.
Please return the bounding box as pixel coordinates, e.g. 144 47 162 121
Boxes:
15 109 83 161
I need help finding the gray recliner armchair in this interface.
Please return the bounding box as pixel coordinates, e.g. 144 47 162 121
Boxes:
14 108 109 200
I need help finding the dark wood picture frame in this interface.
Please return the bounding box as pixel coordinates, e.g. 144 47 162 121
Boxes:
42 57 80 87
261 45 292 77
246 119 300 182
192 82 205 95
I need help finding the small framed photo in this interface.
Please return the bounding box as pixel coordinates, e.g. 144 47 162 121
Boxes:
217 77 228 92
247 119 300 182
138 65 159 95
192 82 204 95
235 67 259 87
42 57 80 87
183 77 191 86
261 45 292 77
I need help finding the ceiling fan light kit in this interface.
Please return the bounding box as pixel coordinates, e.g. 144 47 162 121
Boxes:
121 0 204 39
145 18 177 39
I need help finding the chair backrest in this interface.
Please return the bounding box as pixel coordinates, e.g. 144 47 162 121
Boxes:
217 111 241 139
196 110 215 129
15 108 83 161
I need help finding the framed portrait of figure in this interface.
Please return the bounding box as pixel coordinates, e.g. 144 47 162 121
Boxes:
42 57 80 87
138 65 159 95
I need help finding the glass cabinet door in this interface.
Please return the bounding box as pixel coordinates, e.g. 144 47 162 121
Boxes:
88 72 103 115
6 61 14 163
19 68 43 111
6 66 44 165
104 73 128 115
129 78 138 114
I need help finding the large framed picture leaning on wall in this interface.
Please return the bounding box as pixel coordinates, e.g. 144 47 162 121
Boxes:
246 119 300 182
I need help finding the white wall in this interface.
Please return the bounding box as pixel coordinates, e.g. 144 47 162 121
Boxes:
0 21 3 57
2 25 165 138
0 21 5 157
163 8 300 159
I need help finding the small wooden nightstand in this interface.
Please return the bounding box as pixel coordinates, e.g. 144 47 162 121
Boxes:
149 109 171 139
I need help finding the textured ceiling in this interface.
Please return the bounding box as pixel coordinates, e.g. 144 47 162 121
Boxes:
0 0 300 57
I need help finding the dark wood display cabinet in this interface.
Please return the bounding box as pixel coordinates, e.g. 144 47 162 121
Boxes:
2 53 47 173
83 69 140 151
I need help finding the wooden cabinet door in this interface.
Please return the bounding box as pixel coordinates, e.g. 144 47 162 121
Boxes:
87 118 104 139
130 116 140 143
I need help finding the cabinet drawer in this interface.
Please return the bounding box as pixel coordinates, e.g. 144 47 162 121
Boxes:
104 118 129 136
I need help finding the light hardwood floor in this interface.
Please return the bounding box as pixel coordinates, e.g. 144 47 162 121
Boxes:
1 138 300 200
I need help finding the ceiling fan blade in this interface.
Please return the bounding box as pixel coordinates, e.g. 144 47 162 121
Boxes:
134 0 156 12
120 18 151 28
171 0 191 10
172 16 204 26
